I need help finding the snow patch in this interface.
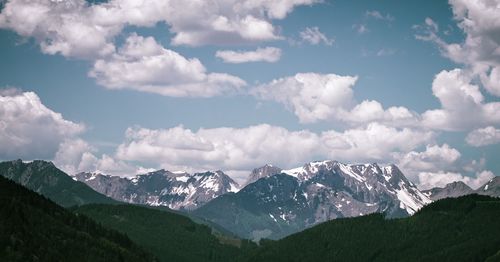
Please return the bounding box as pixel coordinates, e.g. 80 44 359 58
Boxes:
396 189 423 215
338 163 365 182
175 176 189 182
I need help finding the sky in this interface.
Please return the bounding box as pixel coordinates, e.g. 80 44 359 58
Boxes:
0 0 499 189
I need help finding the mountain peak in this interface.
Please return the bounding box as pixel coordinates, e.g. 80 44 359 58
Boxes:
244 164 283 186
75 168 240 210
423 180 474 201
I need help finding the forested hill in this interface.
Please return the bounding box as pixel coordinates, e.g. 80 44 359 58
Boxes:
0 160 117 207
243 194 500 262
74 204 257 262
0 175 156 262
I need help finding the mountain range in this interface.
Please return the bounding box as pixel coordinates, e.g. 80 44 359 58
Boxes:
73 160 433 240
2 159 499 241
74 169 239 210
0 159 499 261
242 194 500 262
70 159 500 240
194 161 431 239
423 177 500 200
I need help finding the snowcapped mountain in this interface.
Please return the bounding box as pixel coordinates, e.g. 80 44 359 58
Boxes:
194 160 431 240
74 169 239 210
281 160 430 216
422 181 474 201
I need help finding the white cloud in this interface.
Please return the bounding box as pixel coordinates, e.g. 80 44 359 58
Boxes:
89 33 246 97
252 72 419 125
415 1 500 97
115 122 433 174
299 27 334 46
396 143 495 190
215 47 282 63
160 0 319 46
397 144 461 180
0 0 120 59
418 170 495 190
422 69 500 130
321 123 434 162
365 10 394 22
0 0 318 58
252 73 357 123
466 126 500 147
53 139 96 175
53 139 152 176
0 89 84 160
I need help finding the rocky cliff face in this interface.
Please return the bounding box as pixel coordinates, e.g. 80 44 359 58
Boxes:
244 164 282 186
75 169 239 210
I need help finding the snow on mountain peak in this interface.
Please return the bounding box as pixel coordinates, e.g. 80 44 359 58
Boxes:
74 168 240 210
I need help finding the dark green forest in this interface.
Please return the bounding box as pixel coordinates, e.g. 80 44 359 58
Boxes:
0 175 155 262
243 194 500 262
74 204 257 262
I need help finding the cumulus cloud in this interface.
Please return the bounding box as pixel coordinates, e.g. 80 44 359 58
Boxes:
415 1 500 96
0 0 120 59
155 0 319 46
396 143 495 190
53 139 97 175
53 138 153 176
299 27 334 45
252 73 357 123
397 144 461 179
215 47 282 63
0 0 318 58
89 33 246 97
466 126 500 146
115 122 433 174
422 69 500 130
0 90 84 160
252 72 419 125
321 123 434 162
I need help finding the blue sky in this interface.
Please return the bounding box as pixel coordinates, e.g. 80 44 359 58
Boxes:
0 0 499 188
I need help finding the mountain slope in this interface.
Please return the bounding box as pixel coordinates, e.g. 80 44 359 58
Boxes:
0 160 117 207
75 169 239 210
74 204 256 262
423 177 500 201
476 176 500 197
244 194 500 262
0 175 155 262
423 181 475 201
194 160 430 240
